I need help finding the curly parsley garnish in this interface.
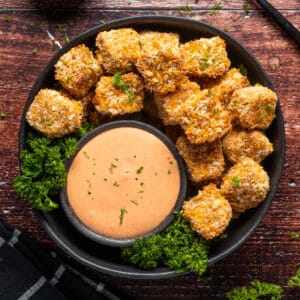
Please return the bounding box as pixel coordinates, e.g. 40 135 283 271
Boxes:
226 280 282 300
121 212 209 275
13 123 94 211
112 72 136 104
288 265 300 287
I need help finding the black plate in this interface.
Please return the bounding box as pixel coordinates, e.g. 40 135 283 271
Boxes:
19 16 285 279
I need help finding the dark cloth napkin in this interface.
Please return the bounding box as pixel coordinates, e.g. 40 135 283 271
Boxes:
0 218 121 300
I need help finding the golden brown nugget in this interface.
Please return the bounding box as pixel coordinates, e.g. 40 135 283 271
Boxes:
222 128 274 163
183 184 232 240
210 68 250 106
26 89 83 137
139 31 180 56
55 44 102 98
179 89 232 144
176 136 224 184
228 85 277 130
136 50 185 95
180 36 231 78
92 72 144 116
220 157 270 215
153 78 201 126
95 28 140 74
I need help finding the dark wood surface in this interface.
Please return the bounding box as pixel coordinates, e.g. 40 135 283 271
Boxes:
0 1 299 299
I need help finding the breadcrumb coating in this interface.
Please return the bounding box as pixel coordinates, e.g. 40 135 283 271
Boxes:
183 183 232 240
153 77 201 126
176 136 224 184
92 72 144 116
210 68 250 106
178 89 232 144
220 157 270 215
228 85 277 130
139 31 180 56
26 89 83 137
180 36 231 78
55 44 102 97
95 28 140 74
222 127 274 163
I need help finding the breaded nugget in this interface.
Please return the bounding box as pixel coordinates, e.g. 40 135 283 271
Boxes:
92 72 144 116
210 68 250 106
183 183 232 240
180 36 230 78
139 31 180 56
153 77 201 125
178 89 232 144
220 157 270 215
222 127 274 163
136 51 184 95
55 44 102 98
26 89 83 137
228 85 277 130
176 136 224 184
95 28 140 74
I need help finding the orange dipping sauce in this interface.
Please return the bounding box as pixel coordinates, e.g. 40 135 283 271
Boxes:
66 125 182 240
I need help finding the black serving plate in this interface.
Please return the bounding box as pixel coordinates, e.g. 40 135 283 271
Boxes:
19 16 285 279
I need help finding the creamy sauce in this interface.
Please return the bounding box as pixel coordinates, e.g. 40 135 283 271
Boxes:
67 126 181 239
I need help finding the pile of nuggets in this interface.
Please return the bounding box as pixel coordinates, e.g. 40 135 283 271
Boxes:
26 28 278 241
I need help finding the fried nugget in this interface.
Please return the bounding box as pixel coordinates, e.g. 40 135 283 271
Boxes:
209 68 250 106
178 89 232 144
95 28 140 74
136 52 184 95
139 31 180 56
180 36 230 78
26 89 83 137
153 77 201 125
228 85 277 130
92 72 144 116
176 136 224 184
220 157 270 215
183 183 232 240
222 128 274 163
55 44 102 98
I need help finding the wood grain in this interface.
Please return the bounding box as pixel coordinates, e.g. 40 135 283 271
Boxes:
0 2 299 299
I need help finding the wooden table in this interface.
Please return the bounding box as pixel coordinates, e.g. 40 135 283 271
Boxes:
0 1 299 299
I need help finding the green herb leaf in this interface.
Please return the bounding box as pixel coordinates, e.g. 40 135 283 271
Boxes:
0 111 6 118
13 125 93 211
136 166 144 174
290 232 300 239
288 265 300 287
121 212 209 276
112 72 136 104
226 280 282 300
32 48 38 55
232 176 240 187
119 207 128 225
239 64 248 76
243 4 250 15
211 2 223 15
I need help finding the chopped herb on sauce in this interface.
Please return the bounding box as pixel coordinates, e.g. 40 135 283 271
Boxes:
0 111 6 119
136 166 144 174
109 162 117 174
131 199 138 205
83 151 90 159
168 169 172 175
119 207 128 225
113 181 120 187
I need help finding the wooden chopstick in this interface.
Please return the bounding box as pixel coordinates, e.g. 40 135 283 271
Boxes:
255 0 300 46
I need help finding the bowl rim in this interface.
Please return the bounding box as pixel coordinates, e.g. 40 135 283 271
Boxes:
60 119 188 247
18 15 286 279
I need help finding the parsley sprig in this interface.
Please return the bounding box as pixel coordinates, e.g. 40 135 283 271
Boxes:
121 212 209 275
13 123 94 211
226 280 282 300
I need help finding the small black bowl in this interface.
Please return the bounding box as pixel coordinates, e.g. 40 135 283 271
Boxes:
60 120 187 247
19 16 285 279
